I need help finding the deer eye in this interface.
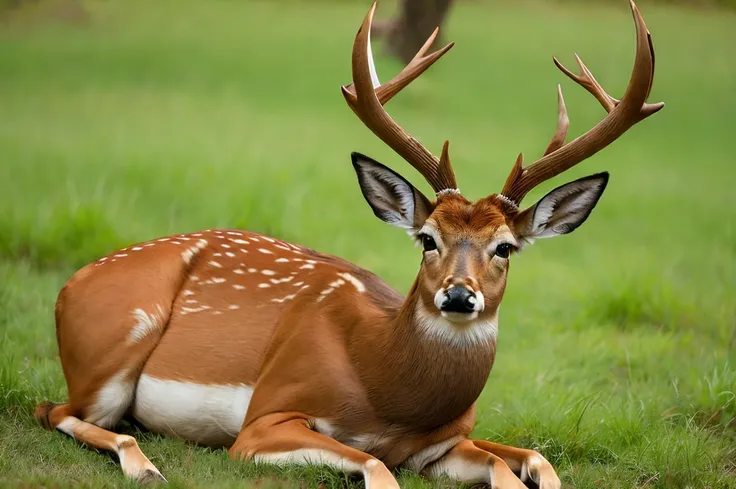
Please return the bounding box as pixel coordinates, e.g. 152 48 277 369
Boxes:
494 243 514 259
421 234 437 252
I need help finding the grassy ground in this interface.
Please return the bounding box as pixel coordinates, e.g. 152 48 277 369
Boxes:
1 0 734 487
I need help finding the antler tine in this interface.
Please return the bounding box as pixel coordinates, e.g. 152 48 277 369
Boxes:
553 54 619 113
341 2 457 194
543 85 569 156
343 26 451 107
501 0 664 205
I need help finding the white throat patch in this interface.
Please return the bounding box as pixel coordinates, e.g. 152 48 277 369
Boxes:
415 302 498 348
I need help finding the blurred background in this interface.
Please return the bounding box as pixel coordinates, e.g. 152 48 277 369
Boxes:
1 0 734 488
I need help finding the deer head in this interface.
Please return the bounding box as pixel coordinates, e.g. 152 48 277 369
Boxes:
342 1 663 332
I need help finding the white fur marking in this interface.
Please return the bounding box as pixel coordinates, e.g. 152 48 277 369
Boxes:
129 306 166 343
258 283 271 288
209 261 222 268
258 248 273 254
337 273 366 293
86 370 134 429
134 375 253 446
416 302 498 348
261 270 276 276
275 258 289 263
233 284 246 290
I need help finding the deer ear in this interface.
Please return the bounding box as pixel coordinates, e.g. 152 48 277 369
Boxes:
513 172 609 242
352 152 434 231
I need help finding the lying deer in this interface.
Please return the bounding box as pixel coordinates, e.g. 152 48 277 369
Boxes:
35 1 663 487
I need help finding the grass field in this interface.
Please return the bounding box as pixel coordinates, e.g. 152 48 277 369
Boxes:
1 0 735 487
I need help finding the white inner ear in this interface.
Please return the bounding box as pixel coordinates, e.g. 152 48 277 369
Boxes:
530 179 604 239
361 165 416 229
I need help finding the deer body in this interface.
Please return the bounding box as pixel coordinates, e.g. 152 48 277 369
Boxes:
55 226 495 460
36 2 663 488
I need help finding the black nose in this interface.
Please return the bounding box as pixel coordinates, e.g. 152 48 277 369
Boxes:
440 287 477 314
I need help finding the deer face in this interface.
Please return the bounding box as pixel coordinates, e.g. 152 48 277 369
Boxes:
353 153 609 329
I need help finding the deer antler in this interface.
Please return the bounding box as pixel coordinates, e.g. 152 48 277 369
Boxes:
341 2 458 194
501 0 664 205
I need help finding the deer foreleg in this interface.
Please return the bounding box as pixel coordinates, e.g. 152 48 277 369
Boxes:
422 439 526 489
229 412 399 489
472 440 561 489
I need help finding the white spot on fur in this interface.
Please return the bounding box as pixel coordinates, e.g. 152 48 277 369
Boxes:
275 258 289 263
316 287 334 302
251 237 260 242
226 252 236 258
300 264 315 270
258 248 273 254
221 244 231 249
234 269 245 275
271 294 297 303
258 283 271 288
233 284 246 290
183 290 195 296
247 268 257 273
293 281 304 287
211 277 226 284
274 244 290 251
134 375 253 446
270 276 293 284
182 239 208 264
228 305 240 310
231 239 249 245
171 241 181 245
132 247 143 251
209 261 222 268
181 305 211 315
263 237 275 243
214 253 223 257
337 273 366 293
129 306 166 343
115 254 128 258
185 299 198 304
227 231 242 236
261 270 276 276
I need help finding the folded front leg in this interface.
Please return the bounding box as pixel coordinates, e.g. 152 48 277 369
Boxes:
229 412 399 489
473 440 561 489
423 439 526 489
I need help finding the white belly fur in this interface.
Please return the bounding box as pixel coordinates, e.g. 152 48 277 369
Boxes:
133 374 253 446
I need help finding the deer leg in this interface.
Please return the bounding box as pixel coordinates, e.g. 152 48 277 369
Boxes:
229 412 399 489
422 439 526 489
472 440 561 489
35 402 165 483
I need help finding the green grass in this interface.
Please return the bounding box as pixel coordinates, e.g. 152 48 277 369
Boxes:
1 0 735 487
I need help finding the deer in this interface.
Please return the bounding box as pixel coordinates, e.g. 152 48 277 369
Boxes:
34 1 663 488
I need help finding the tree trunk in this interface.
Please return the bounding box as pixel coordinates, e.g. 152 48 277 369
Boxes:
374 0 454 65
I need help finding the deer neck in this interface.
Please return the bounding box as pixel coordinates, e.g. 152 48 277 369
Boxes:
352 279 497 430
